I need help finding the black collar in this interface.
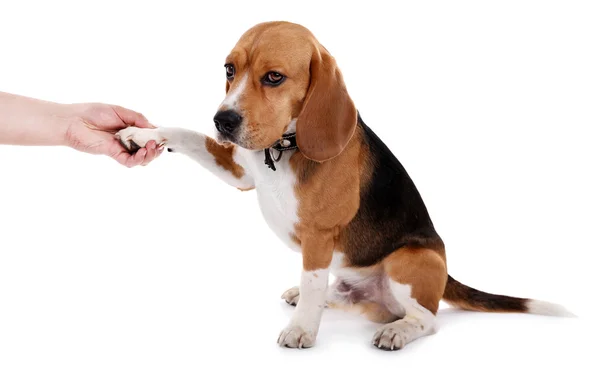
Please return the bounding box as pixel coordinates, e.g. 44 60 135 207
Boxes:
263 132 297 171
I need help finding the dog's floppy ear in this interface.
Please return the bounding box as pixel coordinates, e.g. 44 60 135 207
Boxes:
296 44 357 162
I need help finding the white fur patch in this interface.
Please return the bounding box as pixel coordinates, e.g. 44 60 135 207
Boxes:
220 73 248 110
331 253 381 289
330 251 346 271
526 299 576 317
115 126 167 149
285 118 297 134
294 268 330 321
278 268 329 348
239 148 300 251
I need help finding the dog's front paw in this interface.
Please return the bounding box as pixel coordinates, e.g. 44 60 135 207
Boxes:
277 325 316 349
115 127 166 153
281 286 300 306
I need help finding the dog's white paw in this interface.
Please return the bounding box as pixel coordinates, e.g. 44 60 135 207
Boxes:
372 321 415 351
281 286 300 306
115 127 166 153
277 325 316 349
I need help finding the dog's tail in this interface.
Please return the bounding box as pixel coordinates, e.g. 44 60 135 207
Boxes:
442 275 575 317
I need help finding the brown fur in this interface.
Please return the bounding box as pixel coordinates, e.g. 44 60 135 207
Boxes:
290 233 301 245
205 137 246 180
383 247 448 314
359 302 399 324
330 300 398 324
295 42 357 162
290 127 364 271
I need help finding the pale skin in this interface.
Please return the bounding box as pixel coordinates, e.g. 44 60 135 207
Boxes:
0 92 161 167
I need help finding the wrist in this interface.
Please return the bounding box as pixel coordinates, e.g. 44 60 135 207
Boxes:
47 103 78 147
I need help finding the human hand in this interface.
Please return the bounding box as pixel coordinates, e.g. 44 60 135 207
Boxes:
63 103 162 167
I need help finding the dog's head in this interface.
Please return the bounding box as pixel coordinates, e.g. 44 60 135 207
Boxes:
214 21 357 162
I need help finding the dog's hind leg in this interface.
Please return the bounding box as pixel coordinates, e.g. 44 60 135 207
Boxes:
372 247 447 351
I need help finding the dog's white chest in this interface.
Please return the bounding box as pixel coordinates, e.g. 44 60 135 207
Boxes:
242 150 300 251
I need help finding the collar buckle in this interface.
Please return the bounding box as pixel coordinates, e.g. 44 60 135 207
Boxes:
264 132 297 171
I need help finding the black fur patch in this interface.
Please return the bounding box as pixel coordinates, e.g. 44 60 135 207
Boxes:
342 115 440 267
444 275 528 312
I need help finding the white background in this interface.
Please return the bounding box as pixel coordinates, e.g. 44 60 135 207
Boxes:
1 1 598 367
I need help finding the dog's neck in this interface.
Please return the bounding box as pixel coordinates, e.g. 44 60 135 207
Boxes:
264 132 297 171
263 118 298 171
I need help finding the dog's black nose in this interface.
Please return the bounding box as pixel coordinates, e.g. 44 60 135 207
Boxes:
213 110 242 134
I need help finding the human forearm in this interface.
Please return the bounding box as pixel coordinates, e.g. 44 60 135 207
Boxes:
0 91 162 166
0 92 70 146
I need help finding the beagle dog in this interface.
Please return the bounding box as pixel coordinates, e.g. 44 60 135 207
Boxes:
115 21 572 350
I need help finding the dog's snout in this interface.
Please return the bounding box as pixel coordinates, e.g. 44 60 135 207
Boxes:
213 110 242 134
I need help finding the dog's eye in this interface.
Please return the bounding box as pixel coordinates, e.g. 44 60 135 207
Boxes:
225 64 235 80
263 71 285 86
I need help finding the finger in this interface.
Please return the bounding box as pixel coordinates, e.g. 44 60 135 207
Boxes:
111 146 147 168
112 150 132 166
127 148 148 167
112 105 156 129
109 142 135 166
141 141 161 166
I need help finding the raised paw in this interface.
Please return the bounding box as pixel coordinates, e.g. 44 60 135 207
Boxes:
115 126 166 153
277 325 315 349
281 286 299 306
372 322 411 351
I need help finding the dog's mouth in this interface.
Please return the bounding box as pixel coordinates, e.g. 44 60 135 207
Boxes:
215 118 296 151
216 131 236 145
215 125 248 148
215 128 261 151
216 132 258 151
